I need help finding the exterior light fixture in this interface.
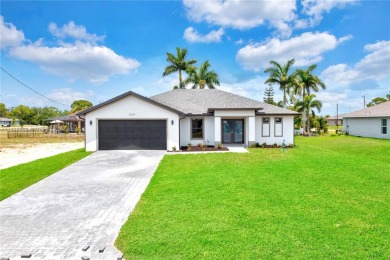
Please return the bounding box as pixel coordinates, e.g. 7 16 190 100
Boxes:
89 120 92 125
171 120 174 125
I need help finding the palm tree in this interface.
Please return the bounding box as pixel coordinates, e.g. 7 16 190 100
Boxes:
163 47 197 89
184 61 220 89
264 59 296 108
294 64 326 98
295 94 322 135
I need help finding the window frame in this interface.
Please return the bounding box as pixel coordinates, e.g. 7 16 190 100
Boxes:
381 118 387 135
191 118 204 139
262 117 270 137
274 117 283 137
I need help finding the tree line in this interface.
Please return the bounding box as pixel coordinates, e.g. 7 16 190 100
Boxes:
0 100 93 126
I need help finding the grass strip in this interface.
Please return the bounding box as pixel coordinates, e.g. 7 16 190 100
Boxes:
0 148 92 201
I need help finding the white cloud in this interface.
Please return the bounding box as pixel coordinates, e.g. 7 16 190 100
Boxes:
321 40 390 86
0 16 25 49
300 0 357 27
183 0 296 35
183 27 224 43
236 32 350 71
47 88 94 106
48 21 105 42
235 39 244 45
9 41 140 84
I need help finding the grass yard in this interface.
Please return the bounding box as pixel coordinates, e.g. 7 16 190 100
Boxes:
0 148 91 201
116 136 390 259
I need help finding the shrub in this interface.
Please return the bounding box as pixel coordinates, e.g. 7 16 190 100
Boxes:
172 146 177 151
261 142 267 148
217 143 222 149
273 143 277 148
255 142 260 147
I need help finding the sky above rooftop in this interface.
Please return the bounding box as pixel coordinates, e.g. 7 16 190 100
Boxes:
1 0 389 116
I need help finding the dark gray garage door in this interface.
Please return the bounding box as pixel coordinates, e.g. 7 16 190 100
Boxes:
98 120 167 150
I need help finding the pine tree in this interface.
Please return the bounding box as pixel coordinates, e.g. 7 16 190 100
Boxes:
263 86 275 104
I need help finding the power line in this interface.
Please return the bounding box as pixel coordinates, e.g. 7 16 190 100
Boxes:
0 66 71 108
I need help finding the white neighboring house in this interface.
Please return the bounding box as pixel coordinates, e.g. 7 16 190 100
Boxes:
343 101 390 139
78 89 299 151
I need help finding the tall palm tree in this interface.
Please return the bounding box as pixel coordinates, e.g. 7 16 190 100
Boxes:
162 47 197 89
295 94 322 135
264 59 296 108
184 61 220 89
294 64 326 133
294 64 326 98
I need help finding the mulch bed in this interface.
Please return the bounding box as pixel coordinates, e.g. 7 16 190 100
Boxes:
170 146 229 152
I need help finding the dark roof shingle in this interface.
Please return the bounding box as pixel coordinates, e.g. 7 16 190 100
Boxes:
150 89 298 115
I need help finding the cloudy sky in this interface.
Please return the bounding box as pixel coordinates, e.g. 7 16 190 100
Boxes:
1 0 389 116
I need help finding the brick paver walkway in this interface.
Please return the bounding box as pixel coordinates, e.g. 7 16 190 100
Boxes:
0 150 165 259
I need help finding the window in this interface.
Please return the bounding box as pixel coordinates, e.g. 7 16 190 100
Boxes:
191 119 203 139
275 117 283 137
382 118 387 135
262 117 270 137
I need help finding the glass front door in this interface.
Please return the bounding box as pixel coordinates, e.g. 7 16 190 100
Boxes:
222 119 244 143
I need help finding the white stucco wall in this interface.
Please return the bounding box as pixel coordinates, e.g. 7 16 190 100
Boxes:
255 116 295 145
343 117 390 139
85 95 180 151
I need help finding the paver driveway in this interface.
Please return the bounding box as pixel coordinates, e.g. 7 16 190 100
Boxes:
0 150 165 259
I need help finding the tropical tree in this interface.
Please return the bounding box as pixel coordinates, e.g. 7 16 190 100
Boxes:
0 103 7 117
294 64 326 98
263 85 276 105
71 100 93 113
295 94 322 135
184 61 220 89
264 59 296 108
9 105 34 125
163 47 197 89
367 97 388 107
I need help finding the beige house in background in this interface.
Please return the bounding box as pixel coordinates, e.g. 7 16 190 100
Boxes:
343 101 390 139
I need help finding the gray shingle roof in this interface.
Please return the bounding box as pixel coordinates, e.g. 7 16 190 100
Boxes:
343 101 390 118
149 89 298 115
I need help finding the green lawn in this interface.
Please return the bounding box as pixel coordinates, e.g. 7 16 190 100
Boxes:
116 136 390 259
0 148 91 201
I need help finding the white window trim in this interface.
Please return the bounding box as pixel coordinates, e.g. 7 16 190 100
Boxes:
274 117 283 137
191 118 204 140
262 117 270 137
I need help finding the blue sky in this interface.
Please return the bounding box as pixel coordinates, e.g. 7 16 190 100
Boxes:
1 0 389 116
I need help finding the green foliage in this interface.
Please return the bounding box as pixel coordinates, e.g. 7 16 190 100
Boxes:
264 59 296 108
116 136 390 259
9 105 34 125
263 85 276 104
295 94 322 134
0 148 91 201
31 106 62 125
184 60 220 89
0 103 8 117
163 47 197 89
367 97 387 107
71 100 93 113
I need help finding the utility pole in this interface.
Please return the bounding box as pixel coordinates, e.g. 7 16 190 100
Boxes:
362 94 368 108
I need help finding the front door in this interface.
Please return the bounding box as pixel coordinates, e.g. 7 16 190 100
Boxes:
222 119 244 144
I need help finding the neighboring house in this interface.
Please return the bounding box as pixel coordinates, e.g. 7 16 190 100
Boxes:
0 118 20 126
78 89 299 151
0 117 12 127
326 113 347 126
46 113 85 132
343 101 390 139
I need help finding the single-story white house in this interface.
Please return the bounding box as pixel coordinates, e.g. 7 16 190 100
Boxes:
78 89 299 151
343 101 390 139
326 113 347 126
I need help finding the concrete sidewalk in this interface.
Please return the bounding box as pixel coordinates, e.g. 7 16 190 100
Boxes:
0 150 165 259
